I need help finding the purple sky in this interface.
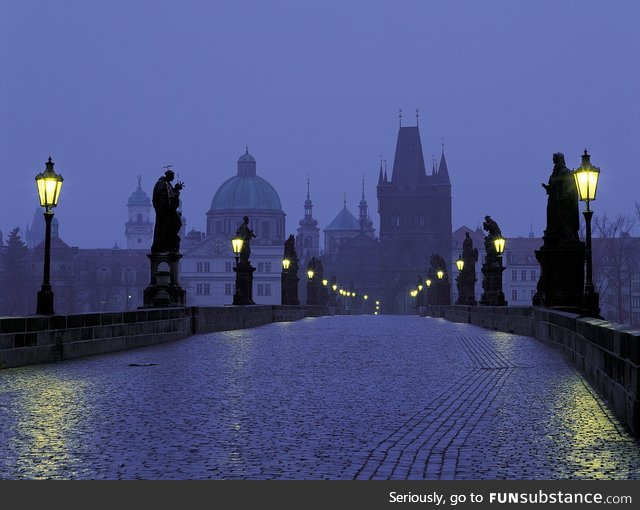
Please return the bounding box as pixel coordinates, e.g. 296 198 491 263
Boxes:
1 0 638 248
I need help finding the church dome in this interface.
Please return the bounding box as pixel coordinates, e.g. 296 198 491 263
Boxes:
210 175 282 211
128 176 151 206
208 149 282 212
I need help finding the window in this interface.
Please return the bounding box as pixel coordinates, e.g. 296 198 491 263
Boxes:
258 262 264 272
262 221 270 239
521 270 527 281
225 262 233 273
512 270 517 281
136 213 143 223
203 283 210 295
196 261 210 273
265 284 271 296
265 262 271 273
512 290 518 301
530 270 536 281
632 296 640 308
216 221 223 234
632 281 640 292
257 284 264 296
196 283 203 295
225 283 233 295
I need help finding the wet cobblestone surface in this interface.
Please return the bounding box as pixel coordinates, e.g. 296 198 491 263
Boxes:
0 315 638 479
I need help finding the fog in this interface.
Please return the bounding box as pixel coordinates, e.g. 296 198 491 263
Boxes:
1 0 638 247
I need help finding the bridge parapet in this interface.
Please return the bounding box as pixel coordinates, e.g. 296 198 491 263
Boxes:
430 305 640 436
0 305 333 370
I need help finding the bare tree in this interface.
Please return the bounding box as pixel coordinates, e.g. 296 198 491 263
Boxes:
592 213 639 324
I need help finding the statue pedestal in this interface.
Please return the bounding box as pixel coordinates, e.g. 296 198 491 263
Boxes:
533 240 585 312
480 259 507 307
143 252 186 308
233 261 256 305
456 271 477 306
282 272 300 305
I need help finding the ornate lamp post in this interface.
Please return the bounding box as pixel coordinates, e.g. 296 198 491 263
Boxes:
456 255 464 272
281 257 290 304
574 149 601 317
35 157 63 315
231 234 244 305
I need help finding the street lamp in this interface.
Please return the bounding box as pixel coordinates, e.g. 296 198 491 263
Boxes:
282 258 290 271
456 256 464 271
425 279 432 288
35 156 63 315
494 237 506 256
307 269 314 279
437 270 444 280
232 235 244 264
574 149 601 317
332 284 338 291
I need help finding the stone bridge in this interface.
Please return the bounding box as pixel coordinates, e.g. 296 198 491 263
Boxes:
0 315 638 479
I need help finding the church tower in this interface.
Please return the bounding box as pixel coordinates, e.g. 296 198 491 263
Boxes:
296 176 320 263
358 177 375 237
125 175 153 250
377 114 452 312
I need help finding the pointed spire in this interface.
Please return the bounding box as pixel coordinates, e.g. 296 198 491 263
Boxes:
416 108 419 127
437 138 450 182
398 108 402 127
361 176 365 201
343 192 347 208
306 173 310 200
383 160 388 183
378 155 384 185
431 154 437 176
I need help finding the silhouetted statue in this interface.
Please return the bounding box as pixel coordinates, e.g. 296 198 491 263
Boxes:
542 152 580 243
462 232 478 267
284 234 296 260
236 216 256 264
151 169 184 253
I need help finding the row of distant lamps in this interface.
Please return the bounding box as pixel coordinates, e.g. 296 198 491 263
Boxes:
33 151 599 315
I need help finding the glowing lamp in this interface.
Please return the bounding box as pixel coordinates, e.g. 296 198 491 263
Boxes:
425 279 432 288
282 258 291 270
437 270 444 280
574 149 600 206
494 237 505 255
231 236 243 258
456 256 464 271
307 269 314 279
35 157 63 210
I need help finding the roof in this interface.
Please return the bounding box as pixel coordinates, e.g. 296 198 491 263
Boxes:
391 126 426 185
209 174 282 212
325 205 360 231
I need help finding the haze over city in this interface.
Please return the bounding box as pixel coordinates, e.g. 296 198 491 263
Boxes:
1 0 638 247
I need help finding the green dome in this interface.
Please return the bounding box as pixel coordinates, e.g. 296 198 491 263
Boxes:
209 175 282 212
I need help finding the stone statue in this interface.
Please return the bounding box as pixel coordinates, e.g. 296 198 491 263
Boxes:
462 232 478 268
482 215 502 256
236 215 256 264
151 169 184 253
284 234 297 260
542 152 580 243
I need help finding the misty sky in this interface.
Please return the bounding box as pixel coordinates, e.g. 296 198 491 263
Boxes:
1 0 638 248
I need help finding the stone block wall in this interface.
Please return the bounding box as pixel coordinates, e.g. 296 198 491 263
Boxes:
0 305 331 370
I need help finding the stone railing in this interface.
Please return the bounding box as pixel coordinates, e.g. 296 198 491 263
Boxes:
430 305 640 436
0 305 329 370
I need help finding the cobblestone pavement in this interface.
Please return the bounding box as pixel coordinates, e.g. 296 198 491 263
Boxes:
0 316 638 480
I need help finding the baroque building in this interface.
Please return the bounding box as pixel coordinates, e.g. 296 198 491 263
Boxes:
181 149 285 306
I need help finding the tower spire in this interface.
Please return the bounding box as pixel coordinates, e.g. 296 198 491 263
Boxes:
398 108 402 127
416 108 419 127
306 174 310 200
